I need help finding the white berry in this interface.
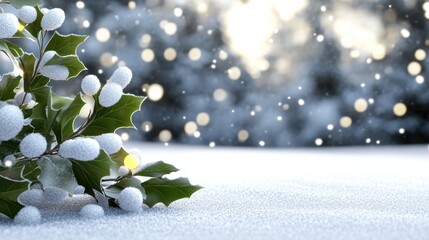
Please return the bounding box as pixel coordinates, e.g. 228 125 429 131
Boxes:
118 187 144 212
41 8 65 31
108 67 133 89
19 6 37 24
18 189 44 207
79 204 104 219
95 133 122 154
14 206 41 224
40 65 69 80
59 138 100 161
20 133 47 158
0 104 24 141
81 75 101 95
99 83 122 107
0 13 19 38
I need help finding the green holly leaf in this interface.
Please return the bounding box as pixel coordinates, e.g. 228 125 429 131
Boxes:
53 93 85 142
0 176 28 219
24 6 43 38
104 177 145 199
0 74 21 101
71 151 112 197
81 94 145 136
45 32 88 56
134 161 179 178
0 39 24 58
44 54 87 80
142 177 202 207
38 156 78 195
0 160 40 182
9 0 43 8
19 53 36 91
30 75 50 89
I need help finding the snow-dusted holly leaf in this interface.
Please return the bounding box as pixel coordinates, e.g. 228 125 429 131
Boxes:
134 161 179 178
38 156 78 195
53 93 85 142
45 54 87 80
0 39 24 58
9 0 43 8
104 177 145 200
30 75 50 89
80 94 145 136
24 6 43 38
30 86 60 139
45 32 88 56
19 53 36 90
71 151 112 196
142 177 202 207
0 160 40 182
0 176 28 219
0 74 21 101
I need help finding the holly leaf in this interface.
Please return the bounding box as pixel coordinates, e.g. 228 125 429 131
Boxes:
0 39 24 57
30 75 50 89
0 74 21 101
104 177 145 199
9 0 43 8
0 160 40 182
71 151 112 197
81 94 145 136
134 161 179 178
38 156 78 195
44 54 87 80
52 93 85 142
24 6 43 38
0 176 28 218
45 32 88 56
19 53 36 90
142 177 202 207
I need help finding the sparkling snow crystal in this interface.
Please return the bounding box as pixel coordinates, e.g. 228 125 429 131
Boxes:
41 8 65 31
40 65 69 80
95 133 122 154
108 66 133 88
19 6 37 24
118 187 144 212
19 133 47 158
18 189 44 207
79 204 104 219
0 103 24 141
59 138 100 161
81 74 101 95
14 206 41 225
0 13 19 38
99 83 123 107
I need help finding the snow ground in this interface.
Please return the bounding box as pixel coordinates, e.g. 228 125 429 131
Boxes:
1 143 429 240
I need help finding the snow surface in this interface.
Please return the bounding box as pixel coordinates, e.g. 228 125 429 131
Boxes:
1 143 429 239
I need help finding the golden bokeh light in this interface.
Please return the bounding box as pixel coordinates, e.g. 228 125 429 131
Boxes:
124 154 139 170
393 103 407 117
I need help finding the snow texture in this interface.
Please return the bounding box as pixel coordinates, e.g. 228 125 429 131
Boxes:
108 66 132 89
43 187 68 204
81 74 101 95
40 8 49 14
13 206 41 225
19 133 47 158
40 65 69 80
117 166 129 176
1 143 429 239
95 133 122 154
41 8 65 31
0 13 19 38
40 50 56 67
14 92 32 105
0 103 24 141
118 187 143 212
99 82 122 107
18 189 44 207
74 186 85 195
59 138 100 161
79 204 104 219
18 6 37 24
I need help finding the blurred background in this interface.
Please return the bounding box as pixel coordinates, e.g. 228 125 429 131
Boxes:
1 0 429 147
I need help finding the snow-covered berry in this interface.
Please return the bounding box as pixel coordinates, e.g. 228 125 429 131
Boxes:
81 75 101 95
20 133 47 158
74 185 85 195
95 133 122 154
40 65 69 80
18 189 44 206
40 50 56 67
41 8 65 31
14 206 41 224
108 67 133 89
40 8 49 14
19 6 37 24
80 204 104 219
59 138 100 161
118 187 144 212
0 13 19 38
118 166 129 176
0 104 24 141
14 92 32 105
99 83 122 107
43 187 68 203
